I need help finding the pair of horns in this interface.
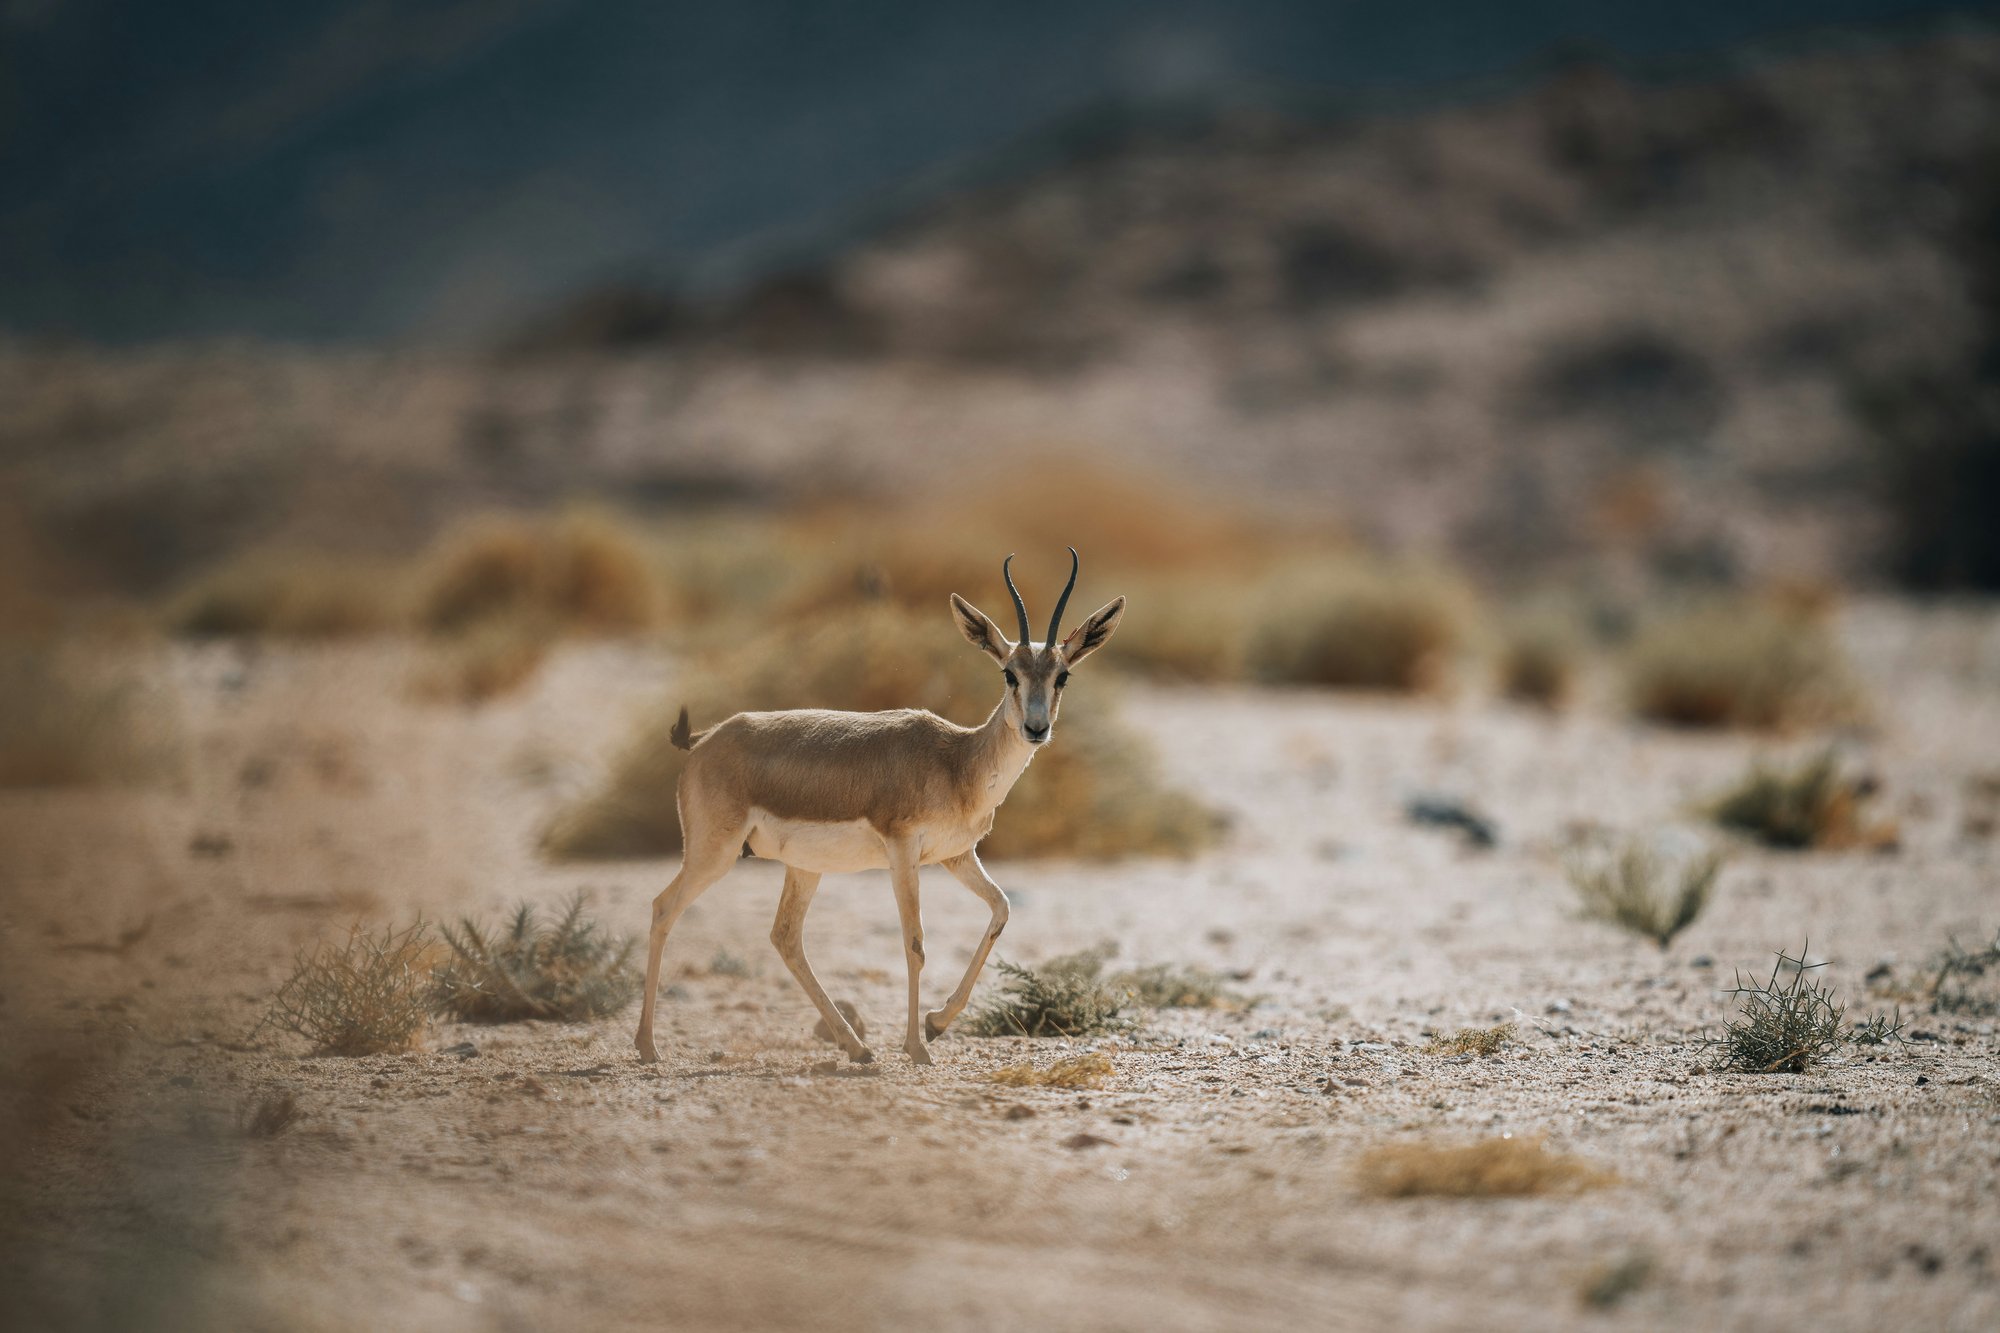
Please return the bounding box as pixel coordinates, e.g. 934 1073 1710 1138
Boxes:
1001 548 1078 648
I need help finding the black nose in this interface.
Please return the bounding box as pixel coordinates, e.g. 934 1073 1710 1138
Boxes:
1025 724 1049 742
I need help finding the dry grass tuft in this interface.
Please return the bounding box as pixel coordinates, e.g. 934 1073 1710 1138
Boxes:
985 1052 1114 1089
964 953 1130 1038
542 602 1221 861
1926 928 2000 1016
1356 1136 1612 1198
1707 751 1896 850
431 894 638 1022
1498 610 1581 707
1625 601 1858 730
1423 1024 1514 1057
1579 1252 1655 1310
1719 944 1845 1073
1246 561 1472 692
1111 961 1243 1009
1566 834 1721 948
240 1091 303 1138
264 920 434 1056
0 640 182 787
168 555 405 638
416 509 658 635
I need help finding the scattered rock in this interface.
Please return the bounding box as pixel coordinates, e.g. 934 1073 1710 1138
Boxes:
188 831 234 858
813 1000 867 1043
1003 1104 1036 1120
1405 793 1498 849
1061 1132 1114 1150
441 1041 479 1059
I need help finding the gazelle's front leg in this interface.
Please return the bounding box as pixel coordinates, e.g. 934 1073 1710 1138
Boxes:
884 837 931 1065
923 850 1009 1041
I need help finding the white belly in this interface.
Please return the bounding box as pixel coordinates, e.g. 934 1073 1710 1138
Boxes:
742 809 986 873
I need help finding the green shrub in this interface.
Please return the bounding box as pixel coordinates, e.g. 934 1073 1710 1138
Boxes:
963 950 1130 1038
431 894 638 1022
1566 834 1721 947
1707 751 1895 850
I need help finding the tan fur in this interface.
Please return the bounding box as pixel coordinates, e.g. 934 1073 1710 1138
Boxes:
684 708 1007 834
633 564 1127 1068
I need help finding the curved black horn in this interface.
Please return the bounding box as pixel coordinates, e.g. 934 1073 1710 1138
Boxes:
1046 546 1079 647
1002 554 1032 645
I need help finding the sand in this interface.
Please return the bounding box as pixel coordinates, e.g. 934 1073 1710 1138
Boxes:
3 601 1997 1332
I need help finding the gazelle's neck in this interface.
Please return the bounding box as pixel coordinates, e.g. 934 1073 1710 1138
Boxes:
970 694 1038 812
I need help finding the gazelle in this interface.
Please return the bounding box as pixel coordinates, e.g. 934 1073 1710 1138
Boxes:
634 549 1126 1066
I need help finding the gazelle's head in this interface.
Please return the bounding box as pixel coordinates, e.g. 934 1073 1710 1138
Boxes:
951 548 1126 747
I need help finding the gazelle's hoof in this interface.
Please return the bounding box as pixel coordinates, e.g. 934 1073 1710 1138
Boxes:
849 1047 875 1065
636 1042 659 1064
905 1041 933 1066
922 1011 947 1041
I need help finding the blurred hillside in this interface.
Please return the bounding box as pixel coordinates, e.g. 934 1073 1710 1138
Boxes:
6 27 2000 597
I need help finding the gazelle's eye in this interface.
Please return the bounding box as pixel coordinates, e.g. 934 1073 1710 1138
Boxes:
1003 669 1019 688
1054 671 1070 689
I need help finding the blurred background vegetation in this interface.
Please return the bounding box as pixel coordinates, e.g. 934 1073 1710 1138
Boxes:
5 1 2000 841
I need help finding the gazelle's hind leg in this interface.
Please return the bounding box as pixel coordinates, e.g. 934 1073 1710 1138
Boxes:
634 805 744 1063
884 837 931 1066
769 866 872 1063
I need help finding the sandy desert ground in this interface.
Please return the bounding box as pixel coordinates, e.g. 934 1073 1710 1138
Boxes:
3 599 1998 1332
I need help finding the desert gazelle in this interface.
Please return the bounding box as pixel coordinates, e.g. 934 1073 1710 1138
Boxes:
634 549 1126 1065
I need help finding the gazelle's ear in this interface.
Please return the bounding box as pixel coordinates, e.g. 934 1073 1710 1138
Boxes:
951 594 1012 665
1059 596 1126 666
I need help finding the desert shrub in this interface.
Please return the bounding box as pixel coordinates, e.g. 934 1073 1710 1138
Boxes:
793 460 1289 616
1423 1024 1514 1057
541 603 1221 861
410 618 553 704
416 509 657 634
1355 1137 1611 1198
1566 834 1720 948
0 640 182 787
1498 610 1581 706
980 710 1228 861
240 1091 302 1138
964 953 1130 1038
1625 601 1857 730
1110 961 1242 1009
264 920 434 1056
1719 945 1845 1073
1926 929 2000 1016
168 555 405 638
1246 561 1472 692
1106 578 1251 682
986 1052 1114 1089
431 894 638 1022
1579 1252 1655 1310
1707 750 1894 850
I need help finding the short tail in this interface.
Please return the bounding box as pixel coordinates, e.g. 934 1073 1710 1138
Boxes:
669 705 700 751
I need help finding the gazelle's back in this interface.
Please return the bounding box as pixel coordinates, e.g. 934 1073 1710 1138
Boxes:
684 708 974 832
